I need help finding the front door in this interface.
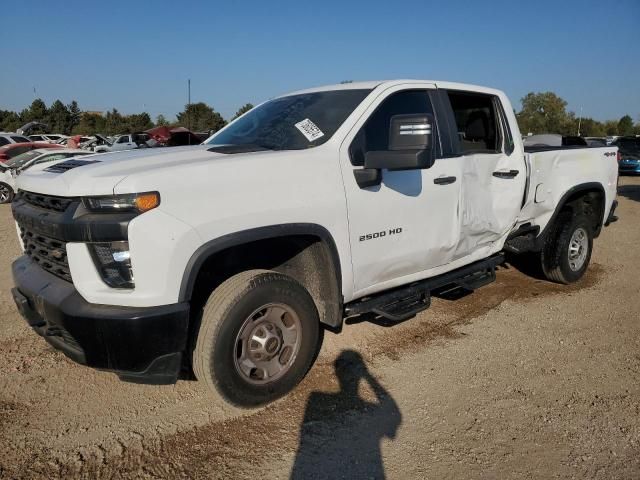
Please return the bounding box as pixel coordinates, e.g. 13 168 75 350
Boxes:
340 84 464 297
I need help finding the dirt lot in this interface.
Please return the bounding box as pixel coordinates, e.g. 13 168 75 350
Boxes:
1 178 639 479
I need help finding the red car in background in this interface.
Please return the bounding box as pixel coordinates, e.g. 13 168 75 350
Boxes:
0 142 62 163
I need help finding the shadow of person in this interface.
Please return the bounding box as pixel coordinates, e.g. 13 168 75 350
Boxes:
290 350 402 479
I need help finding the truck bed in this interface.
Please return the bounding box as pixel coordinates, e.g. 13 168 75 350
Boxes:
516 146 618 235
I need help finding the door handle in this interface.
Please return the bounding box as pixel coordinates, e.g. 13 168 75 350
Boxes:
493 169 519 179
433 176 457 185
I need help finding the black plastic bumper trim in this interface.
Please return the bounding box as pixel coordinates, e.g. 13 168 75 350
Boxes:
12 256 190 383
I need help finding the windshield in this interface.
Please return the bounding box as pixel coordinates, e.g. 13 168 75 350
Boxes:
206 89 371 151
5 150 42 168
615 138 640 158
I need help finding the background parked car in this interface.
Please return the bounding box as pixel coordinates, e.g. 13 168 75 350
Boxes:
28 134 67 143
5 148 92 172
93 133 150 153
0 134 31 146
523 134 588 147
0 163 14 203
0 142 62 163
614 136 640 175
0 149 92 204
584 137 608 147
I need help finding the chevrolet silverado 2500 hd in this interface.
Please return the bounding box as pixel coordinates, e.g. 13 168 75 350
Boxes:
10 80 619 407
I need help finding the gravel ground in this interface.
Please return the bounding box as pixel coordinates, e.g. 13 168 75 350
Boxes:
1 177 639 479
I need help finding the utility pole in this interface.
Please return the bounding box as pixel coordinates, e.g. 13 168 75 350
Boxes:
187 79 191 133
577 106 583 137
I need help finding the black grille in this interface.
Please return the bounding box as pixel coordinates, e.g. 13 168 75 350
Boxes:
20 228 72 282
19 191 74 212
45 159 100 173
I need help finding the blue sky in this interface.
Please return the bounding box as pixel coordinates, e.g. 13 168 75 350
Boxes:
1 0 638 123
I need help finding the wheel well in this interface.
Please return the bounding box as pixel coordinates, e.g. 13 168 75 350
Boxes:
561 188 605 237
188 235 343 333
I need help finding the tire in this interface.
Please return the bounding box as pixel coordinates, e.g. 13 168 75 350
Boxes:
193 269 321 407
541 211 593 284
0 182 14 204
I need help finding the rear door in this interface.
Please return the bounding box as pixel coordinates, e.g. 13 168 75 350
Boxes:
443 90 526 259
340 84 465 296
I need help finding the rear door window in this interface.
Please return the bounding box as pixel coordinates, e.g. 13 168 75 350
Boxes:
446 91 503 154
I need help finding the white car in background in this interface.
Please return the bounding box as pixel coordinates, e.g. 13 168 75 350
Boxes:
28 134 68 144
93 133 151 153
0 148 93 203
0 133 31 147
0 166 14 203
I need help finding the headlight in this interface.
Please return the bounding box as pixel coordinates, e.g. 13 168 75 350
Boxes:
89 241 134 288
83 192 160 213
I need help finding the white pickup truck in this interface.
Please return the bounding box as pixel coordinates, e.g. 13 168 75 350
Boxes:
10 80 619 407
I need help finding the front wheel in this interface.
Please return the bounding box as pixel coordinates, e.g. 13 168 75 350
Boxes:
541 212 593 284
193 270 321 407
0 182 14 204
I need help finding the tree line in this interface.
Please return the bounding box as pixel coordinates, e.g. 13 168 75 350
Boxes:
1 93 638 137
0 100 254 136
516 92 639 137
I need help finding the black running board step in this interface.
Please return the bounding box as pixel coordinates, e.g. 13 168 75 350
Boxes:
454 266 496 291
371 291 431 322
344 253 504 320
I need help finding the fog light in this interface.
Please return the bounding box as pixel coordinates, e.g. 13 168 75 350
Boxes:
89 241 134 288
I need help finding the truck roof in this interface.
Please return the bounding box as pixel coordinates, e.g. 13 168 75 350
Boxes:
283 79 504 97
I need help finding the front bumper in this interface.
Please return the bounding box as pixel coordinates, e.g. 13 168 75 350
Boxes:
12 256 190 384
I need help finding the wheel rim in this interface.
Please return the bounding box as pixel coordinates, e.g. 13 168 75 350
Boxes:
233 303 302 385
568 227 589 271
0 184 10 203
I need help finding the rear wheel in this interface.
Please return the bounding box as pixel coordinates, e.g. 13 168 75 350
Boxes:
0 182 14 204
193 270 321 407
541 212 593 284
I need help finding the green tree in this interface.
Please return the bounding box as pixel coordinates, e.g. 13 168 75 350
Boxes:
0 110 21 132
578 118 605 137
125 112 153 132
232 103 254 120
618 115 634 136
603 120 618 136
20 98 48 124
177 102 226 132
47 100 72 134
516 92 575 135
104 108 126 134
67 100 81 133
72 113 106 135
155 114 170 126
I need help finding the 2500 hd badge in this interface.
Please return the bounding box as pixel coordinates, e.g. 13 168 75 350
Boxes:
359 227 403 242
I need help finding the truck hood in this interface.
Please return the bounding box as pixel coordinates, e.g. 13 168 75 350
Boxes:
15 145 286 197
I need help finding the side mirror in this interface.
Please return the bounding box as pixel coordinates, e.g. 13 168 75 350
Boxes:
364 114 435 171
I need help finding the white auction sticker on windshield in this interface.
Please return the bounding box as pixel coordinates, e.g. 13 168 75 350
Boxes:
294 118 324 142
